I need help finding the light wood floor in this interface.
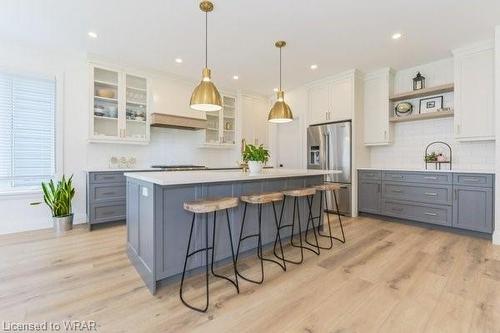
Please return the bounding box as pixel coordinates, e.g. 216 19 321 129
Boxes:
1 216 500 333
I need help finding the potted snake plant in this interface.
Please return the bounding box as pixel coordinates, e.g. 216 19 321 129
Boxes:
242 144 270 174
32 175 76 234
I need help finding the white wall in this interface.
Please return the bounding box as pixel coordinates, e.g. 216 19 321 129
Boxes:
269 87 308 169
370 58 496 171
494 26 500 245
0 41 244 234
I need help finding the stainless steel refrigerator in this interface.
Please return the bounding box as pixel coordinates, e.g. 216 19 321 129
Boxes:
307 120 352 216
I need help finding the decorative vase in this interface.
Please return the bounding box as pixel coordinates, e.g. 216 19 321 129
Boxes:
247 161 263 174
53 213 74 235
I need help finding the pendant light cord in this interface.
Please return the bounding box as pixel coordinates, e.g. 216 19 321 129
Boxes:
205 11 208 68
279 46 282 91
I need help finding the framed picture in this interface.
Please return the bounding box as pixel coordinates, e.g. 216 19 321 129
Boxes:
419 96 443 114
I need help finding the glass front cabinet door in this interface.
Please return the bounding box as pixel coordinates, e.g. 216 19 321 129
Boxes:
90 64 150 144
204 94 237 146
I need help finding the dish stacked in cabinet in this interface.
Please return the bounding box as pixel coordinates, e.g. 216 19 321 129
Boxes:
358 170 494 234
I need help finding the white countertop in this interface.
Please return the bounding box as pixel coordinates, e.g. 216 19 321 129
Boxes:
124 169 339 186
358 167 494 174
85 167 158 172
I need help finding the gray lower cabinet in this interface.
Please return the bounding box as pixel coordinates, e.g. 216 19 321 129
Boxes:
381 200 452 227
358 170 494 235
358 180 381 214
87 171 127 229
453 185 493 233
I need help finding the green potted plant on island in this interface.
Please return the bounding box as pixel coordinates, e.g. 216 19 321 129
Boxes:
242 144 270 174
31 175 76 234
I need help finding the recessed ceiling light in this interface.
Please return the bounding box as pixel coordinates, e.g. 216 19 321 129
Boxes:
233 75 239 80
273 88 279 92
310 64 318 70
392 32 402 40
175 58 183 63
88 31 98 39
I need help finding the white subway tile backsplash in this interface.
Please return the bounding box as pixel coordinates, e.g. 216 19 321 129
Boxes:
370 118 495 171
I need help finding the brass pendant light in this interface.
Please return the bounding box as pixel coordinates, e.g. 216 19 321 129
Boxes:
190 1 222 112
268 41 293 123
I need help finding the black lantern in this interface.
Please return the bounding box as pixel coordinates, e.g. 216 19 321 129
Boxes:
413 72 425 91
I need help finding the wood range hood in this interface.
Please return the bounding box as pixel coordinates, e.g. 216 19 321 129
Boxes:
150 113 207 130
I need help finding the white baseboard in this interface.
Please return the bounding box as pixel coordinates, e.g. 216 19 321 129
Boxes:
493 231 500 245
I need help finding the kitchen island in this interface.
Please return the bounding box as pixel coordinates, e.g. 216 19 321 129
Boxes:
125 169 337 294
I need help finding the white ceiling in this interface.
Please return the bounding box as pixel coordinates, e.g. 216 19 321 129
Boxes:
1 0 499 95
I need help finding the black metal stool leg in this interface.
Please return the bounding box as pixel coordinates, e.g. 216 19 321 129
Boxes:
303 195 321 255
271 201 287 271
236 201 285 285
273 196 287 261
274 196 304 265
235 202 264 284
311 191 334 250
235 202 248 264
257 203 287 271
256 204 265 282
179 213 210 313
332 191 346 243
210 211 239 291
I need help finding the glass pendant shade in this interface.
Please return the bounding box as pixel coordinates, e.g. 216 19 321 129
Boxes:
190 68 222 112
268 90 293 123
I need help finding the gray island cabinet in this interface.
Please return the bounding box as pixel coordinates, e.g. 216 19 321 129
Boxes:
358 169 494 235
125 169 334 294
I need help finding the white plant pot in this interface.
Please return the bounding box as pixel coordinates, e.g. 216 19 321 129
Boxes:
248 161 263 174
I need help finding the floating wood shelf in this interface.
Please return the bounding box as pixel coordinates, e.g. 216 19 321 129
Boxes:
389 83 454 102
389 110 454 123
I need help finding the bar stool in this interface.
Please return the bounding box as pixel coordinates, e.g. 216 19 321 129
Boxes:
235 192 287 284
180 197 240 312
306 183 346 250
273 187 320 265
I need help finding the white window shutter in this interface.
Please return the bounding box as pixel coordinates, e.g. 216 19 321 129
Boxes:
0 72 56 189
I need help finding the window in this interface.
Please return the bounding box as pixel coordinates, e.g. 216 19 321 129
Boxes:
0 72 56 190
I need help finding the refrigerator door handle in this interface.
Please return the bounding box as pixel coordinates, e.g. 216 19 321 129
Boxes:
326 132 330 170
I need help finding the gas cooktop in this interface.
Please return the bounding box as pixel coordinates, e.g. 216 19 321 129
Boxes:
151 165 208 171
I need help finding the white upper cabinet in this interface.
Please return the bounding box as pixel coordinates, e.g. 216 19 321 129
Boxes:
453 41 495 141
308 83 330 124
330 77 353 121
363 68 394 145
241 95 269 147
307 71 356 125
90 64 150 144
151 77 206 120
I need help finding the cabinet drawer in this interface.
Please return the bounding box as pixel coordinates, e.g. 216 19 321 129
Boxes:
359 170 382 181
90 184 126 202
382 183 452 205
90 202 126 224
89 172 125 184
381 200 452 227
382 171 452 185
453 173 493 187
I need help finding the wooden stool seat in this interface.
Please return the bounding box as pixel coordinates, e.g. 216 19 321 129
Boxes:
241 192 284 204
314 183 342 192
184 197 239 214
282 187 316 197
